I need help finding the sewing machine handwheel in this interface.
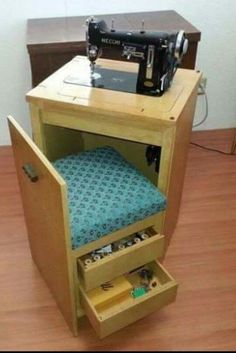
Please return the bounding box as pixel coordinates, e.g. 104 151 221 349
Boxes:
174 30 188 60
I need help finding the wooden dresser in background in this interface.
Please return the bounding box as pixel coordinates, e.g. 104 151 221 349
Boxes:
26 10 201 87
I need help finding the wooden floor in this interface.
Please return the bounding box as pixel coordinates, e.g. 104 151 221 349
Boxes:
0 129 236 351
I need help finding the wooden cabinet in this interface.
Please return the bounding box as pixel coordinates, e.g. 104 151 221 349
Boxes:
27 10 201 87
8 53 201 338
8 116 178 338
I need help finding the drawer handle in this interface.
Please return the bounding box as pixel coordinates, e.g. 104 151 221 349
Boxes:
22 163 38 182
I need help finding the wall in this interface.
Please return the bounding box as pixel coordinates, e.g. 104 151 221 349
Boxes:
0 0 235 145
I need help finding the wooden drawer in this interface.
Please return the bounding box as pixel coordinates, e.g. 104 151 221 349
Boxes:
79 260 178 338
77 228 165 291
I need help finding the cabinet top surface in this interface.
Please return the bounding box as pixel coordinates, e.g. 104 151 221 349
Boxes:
26 56 201 125
27 10 201 48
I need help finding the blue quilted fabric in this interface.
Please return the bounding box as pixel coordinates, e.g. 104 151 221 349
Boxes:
53 146 166 250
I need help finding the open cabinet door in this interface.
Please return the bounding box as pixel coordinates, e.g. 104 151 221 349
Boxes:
7 116 78 335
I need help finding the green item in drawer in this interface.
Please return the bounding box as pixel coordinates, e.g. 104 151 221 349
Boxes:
131 287 148 298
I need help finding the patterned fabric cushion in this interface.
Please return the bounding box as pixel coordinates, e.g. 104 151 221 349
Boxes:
53 146 166 250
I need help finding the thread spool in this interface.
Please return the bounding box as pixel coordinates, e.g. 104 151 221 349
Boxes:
137 230 145 236
140 233 149 240
93 254 101 261
134 237 141 244
118 243 125 250
84 258 93 266
126 241 133 247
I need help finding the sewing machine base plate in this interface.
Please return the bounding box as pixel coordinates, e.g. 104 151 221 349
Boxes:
63 57 163 96
64 66 139 94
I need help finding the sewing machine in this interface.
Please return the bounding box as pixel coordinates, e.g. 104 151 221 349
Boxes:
85 16 189 96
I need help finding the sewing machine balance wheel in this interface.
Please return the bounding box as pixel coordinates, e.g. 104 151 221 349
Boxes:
175 30 189 60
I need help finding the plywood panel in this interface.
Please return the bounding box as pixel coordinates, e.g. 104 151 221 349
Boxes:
7 116 78 335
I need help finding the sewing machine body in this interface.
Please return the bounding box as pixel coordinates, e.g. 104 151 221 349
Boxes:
86 17 188 96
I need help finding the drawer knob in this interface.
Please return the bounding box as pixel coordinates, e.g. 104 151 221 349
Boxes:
22 163 38 182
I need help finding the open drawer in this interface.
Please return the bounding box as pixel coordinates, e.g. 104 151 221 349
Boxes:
79 260 178 338
77 228 165 291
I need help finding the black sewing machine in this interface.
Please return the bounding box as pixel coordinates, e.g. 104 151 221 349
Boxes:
85 16 188 96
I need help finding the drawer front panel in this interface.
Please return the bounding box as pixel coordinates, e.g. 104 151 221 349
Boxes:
77 229 165 291
79 261 178 338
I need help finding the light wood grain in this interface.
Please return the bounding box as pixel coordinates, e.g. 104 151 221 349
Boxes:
1 128 235 350
79 261 177 338
86 276 133 311
77 230 165 291
7 116 78 336
26 56 201 125
159 89 199 247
